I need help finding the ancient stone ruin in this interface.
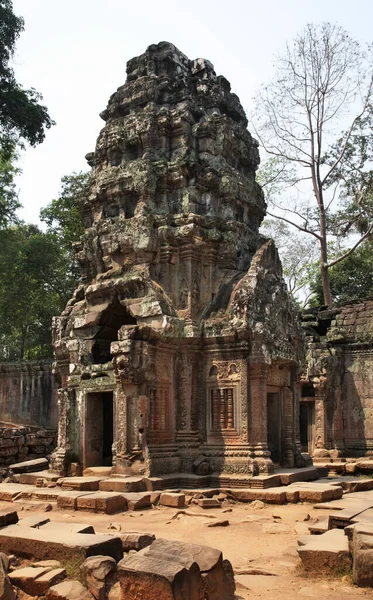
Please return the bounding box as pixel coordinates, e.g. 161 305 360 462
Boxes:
52 41 307 479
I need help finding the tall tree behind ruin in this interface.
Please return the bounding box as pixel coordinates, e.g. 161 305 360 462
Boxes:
252 23 373 305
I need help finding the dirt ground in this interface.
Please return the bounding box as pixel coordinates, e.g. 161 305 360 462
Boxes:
3 497 372 600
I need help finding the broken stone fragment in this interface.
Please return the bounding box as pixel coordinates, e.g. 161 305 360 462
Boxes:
159 493 185 508
118 553 203 600
0 552 15 600
46 580 95 600
81 555 117 600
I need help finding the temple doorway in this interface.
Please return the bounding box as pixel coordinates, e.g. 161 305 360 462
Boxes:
83 391 114 468
300 401 315 454
267 392 282 464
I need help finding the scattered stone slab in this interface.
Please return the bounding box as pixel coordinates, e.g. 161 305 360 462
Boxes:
344 479 373 493
353 523 373 586
228 488 287 504
32 568 67 595
287 483 343 503
9 566 52 595
99 477 146 493
262 523 292 534
328 500 373 529
0 484 26 502
160 492 185 508
119 532 155 552
18 515 50 528
0 525 123 562
35 560 62 569
39 521 95 534
118 553 203 600
9 458 48 474
197 498 221 509
46 579 95 600
76 492 127 514
61 477 102 491
19 471 60 486
297 529 351 572
81 555 117 600
122 492 151 510
0 509 18 527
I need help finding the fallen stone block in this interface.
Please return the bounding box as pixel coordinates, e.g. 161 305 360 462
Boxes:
99 477 146 493
9 565 66 596
9 458 48 474
0 509 18 527
19 471 60 486
57 491 95 510
122 492 151 510
30 568 67 595
76 492 127 514
290 484 343 503
277 467 319 486
81 555 117 600
227 488 287 504
0 484 26 502
119 532 155 552
0 525 123 562
197 498 221 509
297 529 351 572
353 523 373 586
118 553 203 600
46 579 95 599
250 474 281 489
61 477 102 491
9 566 52 595
160 493 185 508
308 519 329 535
139 538 235 599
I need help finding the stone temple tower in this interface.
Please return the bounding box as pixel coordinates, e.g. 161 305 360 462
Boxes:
52 42 306 480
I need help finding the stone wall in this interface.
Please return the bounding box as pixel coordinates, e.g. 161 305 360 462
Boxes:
0 361 58 429
0 426 57 467
301 299 373 457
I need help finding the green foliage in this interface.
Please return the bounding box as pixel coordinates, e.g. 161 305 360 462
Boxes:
0 0 54 156
0 224 76 360
0 171 89 361
0 142 20 225
310 243 373 306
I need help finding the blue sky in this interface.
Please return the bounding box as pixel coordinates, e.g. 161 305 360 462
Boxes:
11 0 373 223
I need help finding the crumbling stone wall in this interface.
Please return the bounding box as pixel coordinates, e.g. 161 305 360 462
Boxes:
0 426 57 466
0 361 58 429
302 299 373 457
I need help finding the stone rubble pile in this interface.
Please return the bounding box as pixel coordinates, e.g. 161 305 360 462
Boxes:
0 509 235 599
0 428 56 468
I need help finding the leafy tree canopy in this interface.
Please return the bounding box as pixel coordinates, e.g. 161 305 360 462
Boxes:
0 0 54 157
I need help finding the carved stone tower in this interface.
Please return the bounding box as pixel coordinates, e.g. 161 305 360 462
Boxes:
52 42 306 479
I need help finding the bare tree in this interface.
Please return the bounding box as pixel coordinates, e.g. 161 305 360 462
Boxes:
252 23 373 305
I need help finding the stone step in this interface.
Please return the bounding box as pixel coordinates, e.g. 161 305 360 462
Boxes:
227 488 287 504
57 491 127 513
99 476 146 493
286 482 343 503
328 500 373 529
60 477 103 491
0 524 123 562
19 471 60 486
297 529 351 572
83 466 113 478
250 475 281 489
275 467 319 485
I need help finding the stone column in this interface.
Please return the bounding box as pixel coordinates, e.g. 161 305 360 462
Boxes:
313 377 329 459
249 363 273 473
49 388 74 475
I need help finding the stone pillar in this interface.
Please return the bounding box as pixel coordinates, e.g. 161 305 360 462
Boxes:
49 388 74 475
249 363 273 473
282 386 295 467
313 377 330 459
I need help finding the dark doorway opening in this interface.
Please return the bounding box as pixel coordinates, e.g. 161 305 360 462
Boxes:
92 299 137 365
267 392 281 464
84 391 114 468
300 401 315 454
